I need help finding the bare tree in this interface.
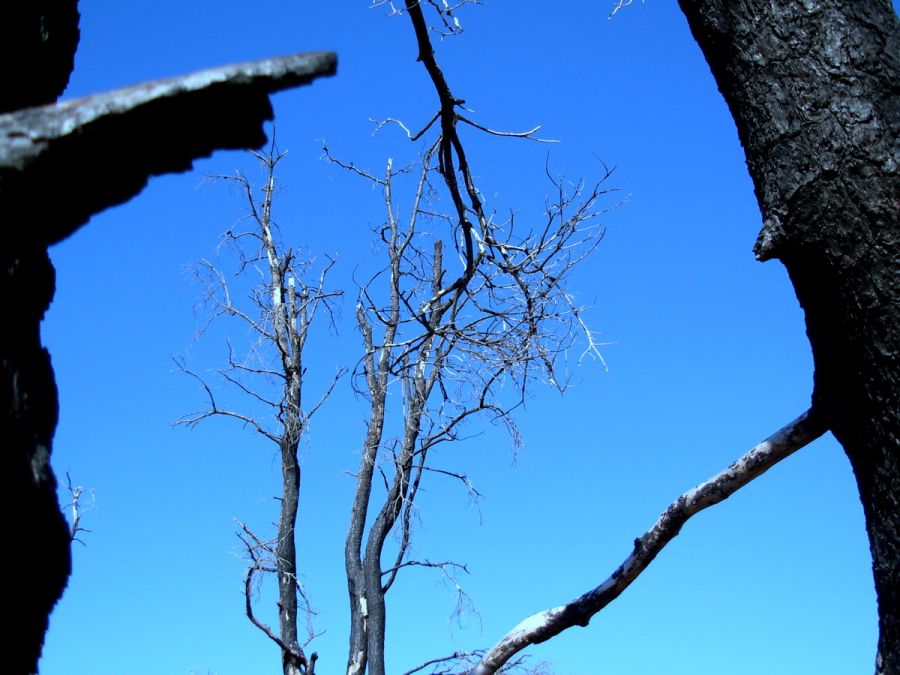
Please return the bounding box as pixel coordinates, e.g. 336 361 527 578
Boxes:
176 144 343 675
180 16 610 674
337 4 831 674
177 4 838 675
334 139 609 675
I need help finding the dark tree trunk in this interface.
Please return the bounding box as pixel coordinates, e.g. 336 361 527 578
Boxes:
0 2 80 114
2 239 72 675
278 437 303 675
0 1 335 665
675 1 900 672
1 4 80 672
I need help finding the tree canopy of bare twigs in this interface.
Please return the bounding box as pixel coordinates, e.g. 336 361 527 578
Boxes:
176 4 828 675
335 138 610 675
177 144 343 675
329 5 619 675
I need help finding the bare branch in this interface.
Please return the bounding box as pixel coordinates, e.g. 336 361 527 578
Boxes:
306 367 348 420
237 524 309 664
370 113 441 141
63 471 94 546
466 409 828 674
403 652 471 675
456 117 558 143
381 559 469 578
172 357 281 443
322 143 388 185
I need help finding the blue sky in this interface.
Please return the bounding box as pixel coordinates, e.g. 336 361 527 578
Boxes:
40 2 879 674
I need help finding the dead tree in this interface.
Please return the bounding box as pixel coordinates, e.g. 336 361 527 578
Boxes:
178 4 854 674
0 0 335 667
177 147 343 675
346 4 832 673
336 143 609 675
334 7 611 674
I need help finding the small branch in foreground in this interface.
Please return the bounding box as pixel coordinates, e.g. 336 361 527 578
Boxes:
466 408 828 674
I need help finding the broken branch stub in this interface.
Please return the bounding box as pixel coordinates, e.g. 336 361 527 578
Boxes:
0 50 337 245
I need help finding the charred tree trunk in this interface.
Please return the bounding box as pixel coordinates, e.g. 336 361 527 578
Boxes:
277 435 303 675
1 4 80 672
676 2 900 672
1 0 335 665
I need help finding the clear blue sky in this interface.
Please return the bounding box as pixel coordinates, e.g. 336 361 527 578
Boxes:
40 2 880 674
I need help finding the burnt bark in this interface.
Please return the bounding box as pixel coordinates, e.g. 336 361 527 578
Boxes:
2 5 81 672
277 427 304 675
1 51 337 245
675 2 900 672
3 238 71 675
0 2 80 113
1 7 335 668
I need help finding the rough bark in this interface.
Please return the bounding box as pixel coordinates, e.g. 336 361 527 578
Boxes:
675 2 900 672
1 20 335 668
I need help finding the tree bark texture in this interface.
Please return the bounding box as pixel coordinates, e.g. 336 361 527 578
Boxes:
676 2 900 672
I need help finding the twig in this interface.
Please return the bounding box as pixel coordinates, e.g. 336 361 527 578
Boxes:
64 471 94 545
456 117 558 143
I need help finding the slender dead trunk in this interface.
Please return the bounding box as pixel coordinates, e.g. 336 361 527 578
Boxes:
277 434 303 675
675 2 900 671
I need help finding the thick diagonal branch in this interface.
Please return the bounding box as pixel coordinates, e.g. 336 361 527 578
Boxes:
467 408 828 675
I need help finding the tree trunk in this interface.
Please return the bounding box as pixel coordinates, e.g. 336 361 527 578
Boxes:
278 438 303 675
675 2 900 672
2 4 80 672
2 239 72 675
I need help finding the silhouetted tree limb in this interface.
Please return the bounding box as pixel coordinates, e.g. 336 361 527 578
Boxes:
0 51 336 245
465 409 827 674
